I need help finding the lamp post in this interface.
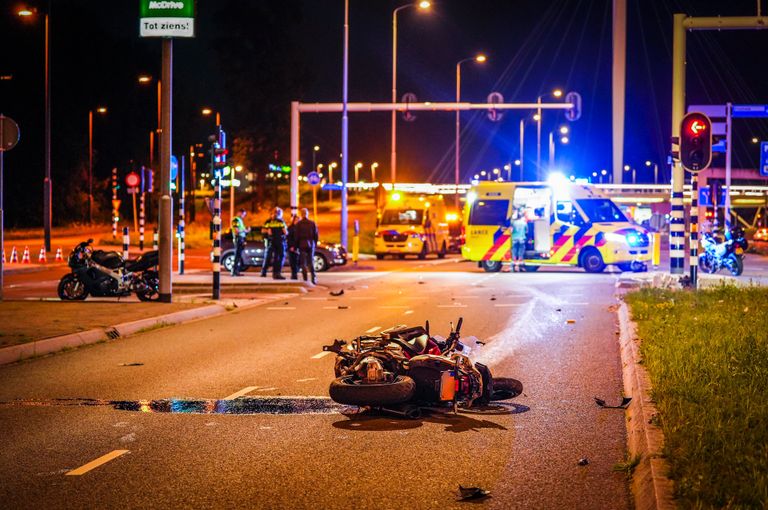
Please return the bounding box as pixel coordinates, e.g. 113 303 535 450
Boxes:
536 88 563 180
17 4 52 251
455 54 486 208
138 75 162 169
645 160 658 184
201 107 221 128
548 125 569 168
601 169 608 183
391 1 431 185
312 145 320 175
624 164 636 184
371 162 379 182
88 107 107 224
354 162 363 184
519 118 525 180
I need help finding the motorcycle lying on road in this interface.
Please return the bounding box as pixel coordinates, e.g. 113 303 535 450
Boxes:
699 228 745 276
57 239 160 301
324 318 522 414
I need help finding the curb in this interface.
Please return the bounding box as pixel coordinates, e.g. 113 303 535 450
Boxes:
617 301 676 510
0 297 283 366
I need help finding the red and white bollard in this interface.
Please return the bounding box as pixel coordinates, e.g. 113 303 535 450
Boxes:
122 227 130 260
21 246 31 264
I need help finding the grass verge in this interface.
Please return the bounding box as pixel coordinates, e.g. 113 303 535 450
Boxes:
625 287 768 507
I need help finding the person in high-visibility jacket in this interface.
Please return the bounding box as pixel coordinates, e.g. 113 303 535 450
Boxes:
261 207 288 280
230 208 250 277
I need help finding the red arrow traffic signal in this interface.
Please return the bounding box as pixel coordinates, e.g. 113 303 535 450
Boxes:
680 112 712 172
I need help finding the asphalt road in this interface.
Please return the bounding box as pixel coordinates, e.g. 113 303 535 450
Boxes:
0 258 634 509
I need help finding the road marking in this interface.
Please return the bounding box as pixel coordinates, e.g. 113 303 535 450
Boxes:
66 450 129 476
255 387 278 392
350 296 375 300
266 306 296 310
494 303 523 307
223 386 259 400
379 305 408 309
296 377 317 382
312 351 333 359
365 326 382 333
322 305 351 310
438 304 468 308
569 302 590 306
300 297 327 301
452 295 480 299
404 310 414 315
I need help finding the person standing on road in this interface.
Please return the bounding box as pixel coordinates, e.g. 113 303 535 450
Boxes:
295 208 319 284
262 207 288 280
230 208 250 277
287 213 300 280
510 208 528 272
260 210 275 277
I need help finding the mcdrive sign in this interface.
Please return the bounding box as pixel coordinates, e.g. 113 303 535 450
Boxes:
139 0 195 38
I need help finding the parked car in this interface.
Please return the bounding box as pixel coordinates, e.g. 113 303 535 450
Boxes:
753 227 768 242
218 230 347 274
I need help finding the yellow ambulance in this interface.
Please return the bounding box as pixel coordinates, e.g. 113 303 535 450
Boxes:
461 178 651 272
374 192 450 260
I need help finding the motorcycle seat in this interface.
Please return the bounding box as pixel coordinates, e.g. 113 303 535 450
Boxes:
125 250 159 272
91 250 124 269
385 326 430 355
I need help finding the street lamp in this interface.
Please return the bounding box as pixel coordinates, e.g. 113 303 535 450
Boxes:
312 145 320 175
645 160 659 184
17 4 52 251
88 107 107 224
752 137 759 144
536 88 564 180
371 162 379 182
391 1 431 185
201 107 221 127
548 128 569 168
601 169 608 184
624 164 636 184
138 75 162 168
456 53 487 207
503 163 512 181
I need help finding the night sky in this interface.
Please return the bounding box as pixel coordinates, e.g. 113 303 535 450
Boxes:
2 0 768 227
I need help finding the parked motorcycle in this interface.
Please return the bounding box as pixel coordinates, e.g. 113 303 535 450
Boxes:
57 239 160 301
699 229 743 276
324 318 522 412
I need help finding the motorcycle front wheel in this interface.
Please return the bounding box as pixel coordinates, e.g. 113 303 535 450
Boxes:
329 375 415 406
136 271 160 301
727 255 744 277
489 377 523 401
699 254 717 274
57 274 89 301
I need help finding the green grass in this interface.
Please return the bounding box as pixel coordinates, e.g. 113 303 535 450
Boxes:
625 287 768 508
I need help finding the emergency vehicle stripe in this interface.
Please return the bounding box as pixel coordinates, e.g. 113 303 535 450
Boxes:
561 234 593 262
549 233 572 259
482 233 510 260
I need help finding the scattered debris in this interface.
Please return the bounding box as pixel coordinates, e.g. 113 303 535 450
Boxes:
418 281 426 285
475 340 486 346
330 289 344 296
118 363 144 367
490 297 497 301
338 306 349 310
594 396 632 409
555 308 561 312
566 319 576 324
458 485 491 501
577 457 589 466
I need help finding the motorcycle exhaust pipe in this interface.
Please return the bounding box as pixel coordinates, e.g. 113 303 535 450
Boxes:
379 405 422 420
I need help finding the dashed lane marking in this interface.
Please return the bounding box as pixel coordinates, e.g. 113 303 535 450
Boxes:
223 386 259 400
267 307 296 310
300 297 328 301
66 450 129 476
296 378 317 383
365 326 382 333
350 296 376 300
438 304 468 308
311 351 333 359
379 305 409 309
494 303 523 307
255 387 278 392
404 310 414 315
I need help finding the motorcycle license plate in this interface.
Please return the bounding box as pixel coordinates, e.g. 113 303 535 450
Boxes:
736 247 744 255
439 371 457 401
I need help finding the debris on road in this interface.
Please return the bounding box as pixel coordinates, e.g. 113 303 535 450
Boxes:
577 457 589 466
594 396 632 409
118 363 144 367
566 319 576 324
338 306 349 310
458 485 491 501
330 289 344 296
490 297 497 301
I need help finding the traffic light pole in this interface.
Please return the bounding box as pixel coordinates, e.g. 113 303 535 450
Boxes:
158 38 173 303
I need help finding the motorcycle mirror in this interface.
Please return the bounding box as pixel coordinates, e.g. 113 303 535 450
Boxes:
87 238 94 244
449 321 454 333
425 320 430 337
456 317 463 334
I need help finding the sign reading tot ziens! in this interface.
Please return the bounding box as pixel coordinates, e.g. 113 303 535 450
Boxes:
139 0 195 38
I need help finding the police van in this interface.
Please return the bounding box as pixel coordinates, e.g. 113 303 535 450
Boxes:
461 178 651 273
374 192 450 260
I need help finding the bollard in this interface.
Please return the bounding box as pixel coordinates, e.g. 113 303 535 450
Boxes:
55 247 64 262
112 167 118 240
10 246 18 263
352 219 360 265
123 227 130 260
38 247 46 263
153 228 158 251
178 156 185 275
690 175 699 288
21 246 30 264
139 193 145 250
652 232 661 268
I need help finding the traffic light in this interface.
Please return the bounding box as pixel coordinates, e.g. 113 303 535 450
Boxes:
209 127 228 183
680 112 712 172
125 171 140 188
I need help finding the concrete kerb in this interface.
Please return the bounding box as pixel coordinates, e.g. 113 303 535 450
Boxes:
0 295 295 366
617 301 676 510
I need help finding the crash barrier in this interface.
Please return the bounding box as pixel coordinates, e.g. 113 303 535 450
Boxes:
122 227 130 260
21 246 30 264
153 228 158 251
38 247 46 263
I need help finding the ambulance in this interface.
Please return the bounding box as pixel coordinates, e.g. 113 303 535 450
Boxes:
461 177 651 273
374 192 450 260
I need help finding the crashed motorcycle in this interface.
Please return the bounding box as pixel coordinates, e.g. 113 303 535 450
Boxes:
57 239 160 301
699 229 743 276
324 318 522 413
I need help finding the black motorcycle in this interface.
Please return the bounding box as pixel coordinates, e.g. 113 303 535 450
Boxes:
57 239 160 301
699 229 743 276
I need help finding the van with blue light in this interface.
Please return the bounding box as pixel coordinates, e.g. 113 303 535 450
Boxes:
461 176 651 273
374 192 450 260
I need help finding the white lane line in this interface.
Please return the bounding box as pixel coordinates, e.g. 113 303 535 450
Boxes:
322 306 348 310
452 296 480 299
223 386 259 400
350 296 376 300
255 387 278 392
300 297 328 301
569 303 590 306
312 351 333 359
379 305 409 309
438 304 468 308
365 326 382 333
66 450 129 476
296 377 317 383
494 303 523 307
267 307 296 310
404 310 414 315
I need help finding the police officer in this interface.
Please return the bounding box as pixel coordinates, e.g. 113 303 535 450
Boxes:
287 213 300 280
295 208 319 284
230 208 250 277
261 207 288 280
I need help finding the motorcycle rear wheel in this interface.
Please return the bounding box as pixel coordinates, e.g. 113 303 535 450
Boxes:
329 375 415 406
57 274 89 301
728 255 744 277
489 377 523 400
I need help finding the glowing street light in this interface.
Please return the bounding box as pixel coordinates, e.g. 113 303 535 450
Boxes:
456 53 487 207
559 125 569 135
536 88 565 179
201 107 220 126
371 162 379 182
88 106 108 224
